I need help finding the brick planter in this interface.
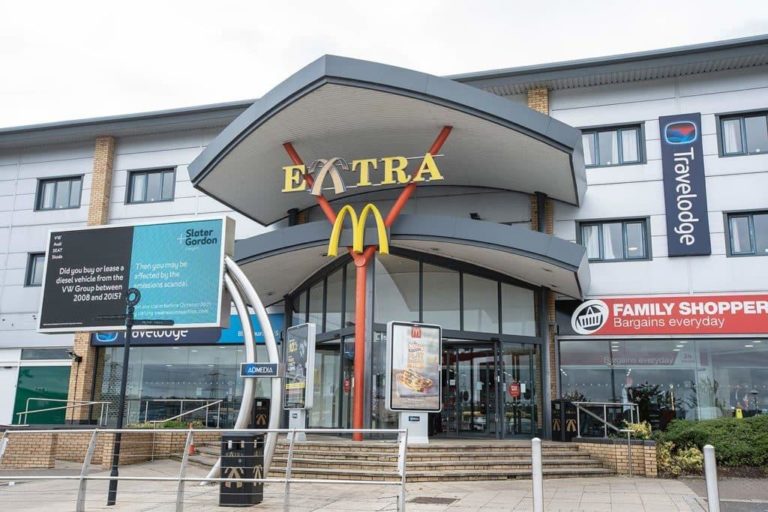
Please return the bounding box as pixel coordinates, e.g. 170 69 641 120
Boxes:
575 438 657 477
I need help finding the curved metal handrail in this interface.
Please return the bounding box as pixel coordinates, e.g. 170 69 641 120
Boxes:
148 400 224 427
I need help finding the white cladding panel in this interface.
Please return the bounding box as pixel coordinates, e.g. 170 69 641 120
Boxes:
551 66 768 298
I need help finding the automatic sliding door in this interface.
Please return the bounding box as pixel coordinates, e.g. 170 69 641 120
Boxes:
501 343 537 437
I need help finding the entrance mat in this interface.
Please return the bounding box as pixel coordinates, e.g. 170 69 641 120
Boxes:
408 497 458 505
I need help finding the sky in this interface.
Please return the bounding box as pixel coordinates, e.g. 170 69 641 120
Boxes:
1 0 768 128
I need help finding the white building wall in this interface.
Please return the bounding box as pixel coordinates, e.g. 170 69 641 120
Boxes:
550 67 768 298
0 124 266 352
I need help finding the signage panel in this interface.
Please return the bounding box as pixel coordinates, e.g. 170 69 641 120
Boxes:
90 313 283 347
386 321 442 412
283 323 316 410
39 217 234 332
241 363 282 378
571 294 768 336
659 113 711 256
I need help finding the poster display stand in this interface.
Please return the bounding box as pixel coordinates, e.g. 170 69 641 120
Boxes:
386 321 442 445
283 323 316 442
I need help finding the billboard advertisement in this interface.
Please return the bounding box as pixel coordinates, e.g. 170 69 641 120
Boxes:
386 321 441 412
38 217 234 332
90 313 283 347
659 113 712 256
570 294 768 336
283 323 316 410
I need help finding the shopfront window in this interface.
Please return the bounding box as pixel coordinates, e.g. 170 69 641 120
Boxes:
326 267 344 331
422 263 460 329
374 255 420 323
101 345 270 427
308 281 323 328
501 283 536 336
559 338 768 429
462 274 499 333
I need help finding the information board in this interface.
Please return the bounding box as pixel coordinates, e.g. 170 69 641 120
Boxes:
38 217 234 332
386 321 441 412
283 323 316 410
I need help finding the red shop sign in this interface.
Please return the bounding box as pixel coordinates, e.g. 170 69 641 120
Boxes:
571 294 768 336
507 382 521 399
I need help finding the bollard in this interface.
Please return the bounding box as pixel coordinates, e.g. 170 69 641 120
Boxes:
531 437 544 512
703 445 720 512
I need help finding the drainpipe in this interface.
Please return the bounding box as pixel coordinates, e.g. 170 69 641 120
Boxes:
535 192 553 440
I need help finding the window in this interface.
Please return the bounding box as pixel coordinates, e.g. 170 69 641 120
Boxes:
127 169 175 203
579 219 649 261
581 125 643 167
36 176 82 210
720 112 768 156
26 253 45 286
727 211 768 256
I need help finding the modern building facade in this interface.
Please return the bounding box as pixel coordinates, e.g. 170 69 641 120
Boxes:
1 35 766 437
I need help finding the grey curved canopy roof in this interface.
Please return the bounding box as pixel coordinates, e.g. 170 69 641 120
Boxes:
189 55 587 225
234 215 589 303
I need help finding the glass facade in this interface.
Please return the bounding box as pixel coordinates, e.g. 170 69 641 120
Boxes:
101 345 271 427
289 250 542 437
560 338 768 430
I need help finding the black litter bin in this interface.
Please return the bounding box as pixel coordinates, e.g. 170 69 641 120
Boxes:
219 433 264 507
551 399 578 442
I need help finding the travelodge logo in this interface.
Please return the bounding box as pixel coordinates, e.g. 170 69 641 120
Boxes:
282 153 444 194
664 121 697 145
571 300 609 335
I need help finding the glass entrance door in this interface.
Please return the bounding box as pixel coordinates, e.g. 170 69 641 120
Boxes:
500 343 537 437
439 345 498 437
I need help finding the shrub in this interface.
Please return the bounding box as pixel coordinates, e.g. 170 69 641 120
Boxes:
622 421 652 440
656 441 704 476
655 415 768 467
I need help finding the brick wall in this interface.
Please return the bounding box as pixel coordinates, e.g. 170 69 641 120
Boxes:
66 136 116 423
0 429 223 470
576 440 658 477
527 87 549 115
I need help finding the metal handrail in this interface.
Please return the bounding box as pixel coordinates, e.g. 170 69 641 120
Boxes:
149 400 223 428
572 401 639 438
0 427 408 512
17 399 110 426
126 398 224 427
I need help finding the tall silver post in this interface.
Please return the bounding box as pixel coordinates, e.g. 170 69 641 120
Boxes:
397 430 408 512
603 404 608 437
76 430 99 512
284 430 297 512
176 430 194 512
704 445 720 512
531 437 544 512
576 404 581 438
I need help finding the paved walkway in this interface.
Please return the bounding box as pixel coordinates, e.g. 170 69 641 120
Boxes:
0 459 710 511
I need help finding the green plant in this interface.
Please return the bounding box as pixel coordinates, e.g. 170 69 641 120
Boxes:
622 421 652 440
655 415 768 468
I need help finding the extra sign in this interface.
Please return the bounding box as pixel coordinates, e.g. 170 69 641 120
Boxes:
240 363 283 378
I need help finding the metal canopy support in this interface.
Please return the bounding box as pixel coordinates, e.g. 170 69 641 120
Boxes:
203 260 281 483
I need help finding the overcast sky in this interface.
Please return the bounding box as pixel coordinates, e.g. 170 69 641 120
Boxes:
2 0 767 128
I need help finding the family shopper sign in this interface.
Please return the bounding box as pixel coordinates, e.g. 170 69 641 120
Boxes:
571 294 768 336
38 217 234 332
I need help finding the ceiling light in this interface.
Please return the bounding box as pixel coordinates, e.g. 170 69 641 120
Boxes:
673 348 680 352
745 344 754 348
755 340 763 344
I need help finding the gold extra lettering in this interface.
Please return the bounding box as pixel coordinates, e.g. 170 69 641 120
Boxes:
381 156 411 185
282 165 307 192
351 158 377 187
411 153 444 183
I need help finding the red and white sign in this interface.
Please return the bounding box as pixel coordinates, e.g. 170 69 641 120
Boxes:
571 294 768 336
507 382 521 399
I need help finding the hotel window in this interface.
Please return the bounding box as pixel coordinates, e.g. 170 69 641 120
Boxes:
36 176 82 210
127 168 175 204
25 253 45 286
727 211 768 256
579 219 649 262
720 112 768 156
581 125 643 167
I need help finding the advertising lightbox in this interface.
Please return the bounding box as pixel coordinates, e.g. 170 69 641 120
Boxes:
283 323 316 410
386 321 441 412
38 217 234 332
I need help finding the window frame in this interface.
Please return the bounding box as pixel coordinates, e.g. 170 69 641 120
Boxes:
580 123 645 168
577 218 651 262
25 252 46 287
718 111 768 157
35 175 84 211
125 167 177 204
724 210 768 257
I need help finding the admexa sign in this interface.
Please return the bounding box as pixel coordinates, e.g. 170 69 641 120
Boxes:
659 113 711 256
39 217 234 332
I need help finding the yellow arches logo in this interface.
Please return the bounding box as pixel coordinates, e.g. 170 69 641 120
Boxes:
327 204 389 257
